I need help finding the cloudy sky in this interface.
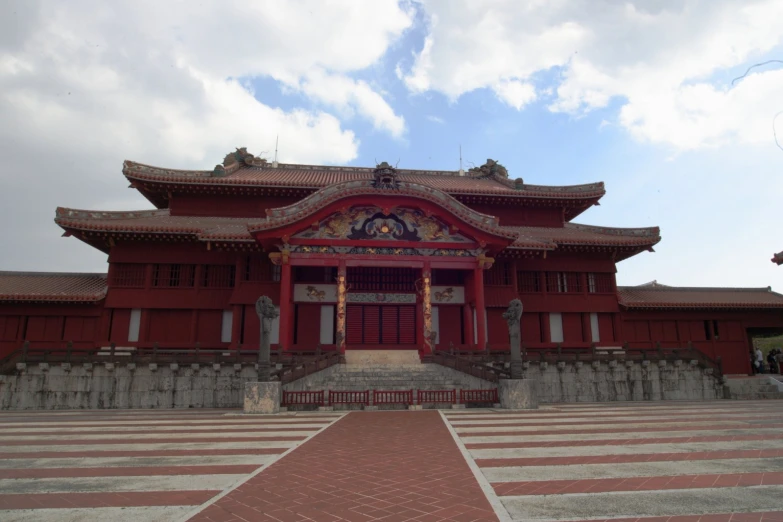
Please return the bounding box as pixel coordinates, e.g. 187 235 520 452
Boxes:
1 0 782 289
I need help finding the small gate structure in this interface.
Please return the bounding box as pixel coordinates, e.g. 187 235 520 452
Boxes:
373 390 413 407
329 390 370 407
282 390 325 408
417 389 456 406
459 388 498 405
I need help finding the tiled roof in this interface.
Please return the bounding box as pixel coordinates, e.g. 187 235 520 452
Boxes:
0 272 107 303
55 208 254 242
504 223 661 249
773 251 783 265
618 284 783 309
56 208 658 253
123 161 606 200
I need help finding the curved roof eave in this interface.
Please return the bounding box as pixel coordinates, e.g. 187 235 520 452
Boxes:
122 160 607 201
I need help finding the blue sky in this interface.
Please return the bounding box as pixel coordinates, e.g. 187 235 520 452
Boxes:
0 0 781 289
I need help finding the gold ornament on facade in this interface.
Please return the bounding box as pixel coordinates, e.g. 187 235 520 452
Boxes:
336 272 347 353
434 287 454 302
305 286 326 301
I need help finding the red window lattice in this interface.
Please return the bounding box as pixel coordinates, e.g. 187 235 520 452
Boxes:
483 262 511 286
517 271 541 293
202 265 236 288
110 264 145 288
546 272 582 293
587 273 613 293
243 255 280 282
347 267 417 291
152 264 195 288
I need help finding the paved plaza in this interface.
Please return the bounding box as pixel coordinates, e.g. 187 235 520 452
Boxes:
0 401 781 521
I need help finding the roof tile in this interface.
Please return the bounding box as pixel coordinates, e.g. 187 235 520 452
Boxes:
618 285 783 309
0 272 107 303
123 161 606 199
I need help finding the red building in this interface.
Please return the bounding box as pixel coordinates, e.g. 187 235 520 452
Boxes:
1 151 782 374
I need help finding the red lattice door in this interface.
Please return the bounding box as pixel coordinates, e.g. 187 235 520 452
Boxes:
398 305 416 344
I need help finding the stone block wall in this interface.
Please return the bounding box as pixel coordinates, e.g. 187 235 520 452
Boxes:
0 358 725 410
521 359 723 403
0 363 261 410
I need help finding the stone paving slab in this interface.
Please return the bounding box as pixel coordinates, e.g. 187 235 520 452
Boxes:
0 409 341 519
187 411 500 521
444 400 783 521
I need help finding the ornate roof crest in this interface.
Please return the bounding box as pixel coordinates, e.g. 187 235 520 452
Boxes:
372 161 400 190
213 147 267 177
469 158 509 179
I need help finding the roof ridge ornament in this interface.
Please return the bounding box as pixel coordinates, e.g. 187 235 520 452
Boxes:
372 161 400 190
213 147 268 177
469 158 509 179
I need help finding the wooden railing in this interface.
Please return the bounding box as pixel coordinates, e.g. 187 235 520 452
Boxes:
373 390 413 406
460 388 499 404
282 390 325 407
418 389 456 405
329 390 370 406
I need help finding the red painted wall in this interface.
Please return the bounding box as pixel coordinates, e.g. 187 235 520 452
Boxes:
0 303 104 358
620 310 783 375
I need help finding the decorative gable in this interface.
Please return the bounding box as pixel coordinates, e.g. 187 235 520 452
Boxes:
292 206 472 243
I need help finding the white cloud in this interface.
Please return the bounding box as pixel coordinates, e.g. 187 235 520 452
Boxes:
296 70 406 137
401 0 783 149
0 0 412 271
426 115 445 124
493 80 537 110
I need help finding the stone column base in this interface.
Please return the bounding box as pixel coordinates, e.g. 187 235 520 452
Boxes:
499 379 539 409
244 381 281 414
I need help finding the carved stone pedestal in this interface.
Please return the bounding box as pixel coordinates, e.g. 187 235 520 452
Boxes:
499 379 539 409
243 382 281 414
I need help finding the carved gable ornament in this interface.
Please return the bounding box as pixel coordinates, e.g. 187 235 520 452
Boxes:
293 206 472 243
372 161 400 190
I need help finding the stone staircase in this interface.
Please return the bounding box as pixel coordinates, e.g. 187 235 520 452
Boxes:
282 350 496 409
301 364 489 392
724 376 783 400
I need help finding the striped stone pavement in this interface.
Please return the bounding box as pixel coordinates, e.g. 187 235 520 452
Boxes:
443 401 783 521
0 408 343 521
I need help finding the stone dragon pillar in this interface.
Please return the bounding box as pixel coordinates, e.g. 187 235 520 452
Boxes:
255 295 280 382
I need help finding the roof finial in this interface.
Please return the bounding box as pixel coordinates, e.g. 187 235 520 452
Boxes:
272 135 279 168
458 145 464 176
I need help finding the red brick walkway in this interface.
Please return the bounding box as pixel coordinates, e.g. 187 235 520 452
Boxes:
188 411 499 522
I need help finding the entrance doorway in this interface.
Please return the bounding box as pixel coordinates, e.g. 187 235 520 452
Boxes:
346 304 416 347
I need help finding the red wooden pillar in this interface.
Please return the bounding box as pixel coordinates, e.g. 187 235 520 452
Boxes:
474 266 487 351
278 262 292 352
463 304 474 347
